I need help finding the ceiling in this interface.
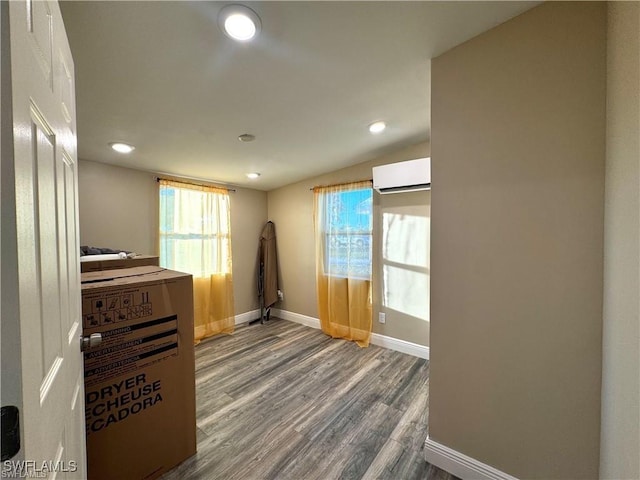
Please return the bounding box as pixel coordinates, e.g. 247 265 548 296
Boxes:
60 1 538 191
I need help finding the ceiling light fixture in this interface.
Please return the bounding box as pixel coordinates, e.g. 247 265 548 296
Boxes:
109 142 135 154
238 133 256 142
368 121 386 134
219 5 261 42
246 172 261 179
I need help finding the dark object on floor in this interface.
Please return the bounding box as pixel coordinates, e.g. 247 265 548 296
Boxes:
251 221 279 325
80 245 130 256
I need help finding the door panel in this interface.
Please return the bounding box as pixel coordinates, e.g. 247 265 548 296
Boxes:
63 157 81 344
33 109 64 388
56 153 70 339
26 0 53 89
58 54 74 125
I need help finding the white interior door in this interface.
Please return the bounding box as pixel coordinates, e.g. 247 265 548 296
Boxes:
5 0 86 476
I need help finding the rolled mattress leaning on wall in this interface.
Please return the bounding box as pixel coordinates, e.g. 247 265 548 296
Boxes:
80 253 127 262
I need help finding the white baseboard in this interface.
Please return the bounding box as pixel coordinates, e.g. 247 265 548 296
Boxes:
235 309 261 326
423 438 518 480
271 309 320 330
271 309 429 359
370 332 429 359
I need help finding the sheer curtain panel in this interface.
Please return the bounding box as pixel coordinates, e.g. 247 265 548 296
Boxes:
159 179 235 343
314 181 373 347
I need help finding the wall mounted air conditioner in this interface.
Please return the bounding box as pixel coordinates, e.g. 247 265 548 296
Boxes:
372 157 431 194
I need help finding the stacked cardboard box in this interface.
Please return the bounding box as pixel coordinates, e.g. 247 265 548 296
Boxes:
81 266 196 480
80 254 160 273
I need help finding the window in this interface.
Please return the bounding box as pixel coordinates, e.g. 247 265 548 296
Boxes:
159 181 231 277
318 185 372 279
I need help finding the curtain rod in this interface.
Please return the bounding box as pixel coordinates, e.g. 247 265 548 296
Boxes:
156 176 236 192
309 179 373 191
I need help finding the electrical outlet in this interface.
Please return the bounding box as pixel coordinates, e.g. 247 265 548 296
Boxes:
378 312 386 324
277 290 283 300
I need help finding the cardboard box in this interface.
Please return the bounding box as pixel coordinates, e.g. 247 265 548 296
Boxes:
81 266 196 480
80 254 160 273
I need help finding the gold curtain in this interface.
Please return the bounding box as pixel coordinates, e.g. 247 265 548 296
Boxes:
313 181 373 347
159 179 235 344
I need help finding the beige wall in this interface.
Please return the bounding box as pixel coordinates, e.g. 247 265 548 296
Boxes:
228 186 269 316
377 189 431 345
78 160 158 254
429 3 605 478
267 141 430 346
600 2 640 479
77 159 268 315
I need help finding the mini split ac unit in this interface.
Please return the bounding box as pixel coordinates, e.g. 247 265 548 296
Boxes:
372 157 431 194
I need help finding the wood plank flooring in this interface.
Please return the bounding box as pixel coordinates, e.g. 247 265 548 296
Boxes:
162 318 457 480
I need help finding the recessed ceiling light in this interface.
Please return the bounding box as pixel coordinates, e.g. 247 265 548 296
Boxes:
219 5 261 42
368 121 386 134
246 172 261 179
238 133 256 142
109 142 135 154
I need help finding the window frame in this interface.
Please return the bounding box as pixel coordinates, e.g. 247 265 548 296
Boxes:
319 186 373 280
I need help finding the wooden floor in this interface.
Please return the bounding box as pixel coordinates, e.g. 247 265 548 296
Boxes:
162 318 456 480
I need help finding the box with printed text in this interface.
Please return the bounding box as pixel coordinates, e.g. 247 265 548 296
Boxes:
81 266 196 480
